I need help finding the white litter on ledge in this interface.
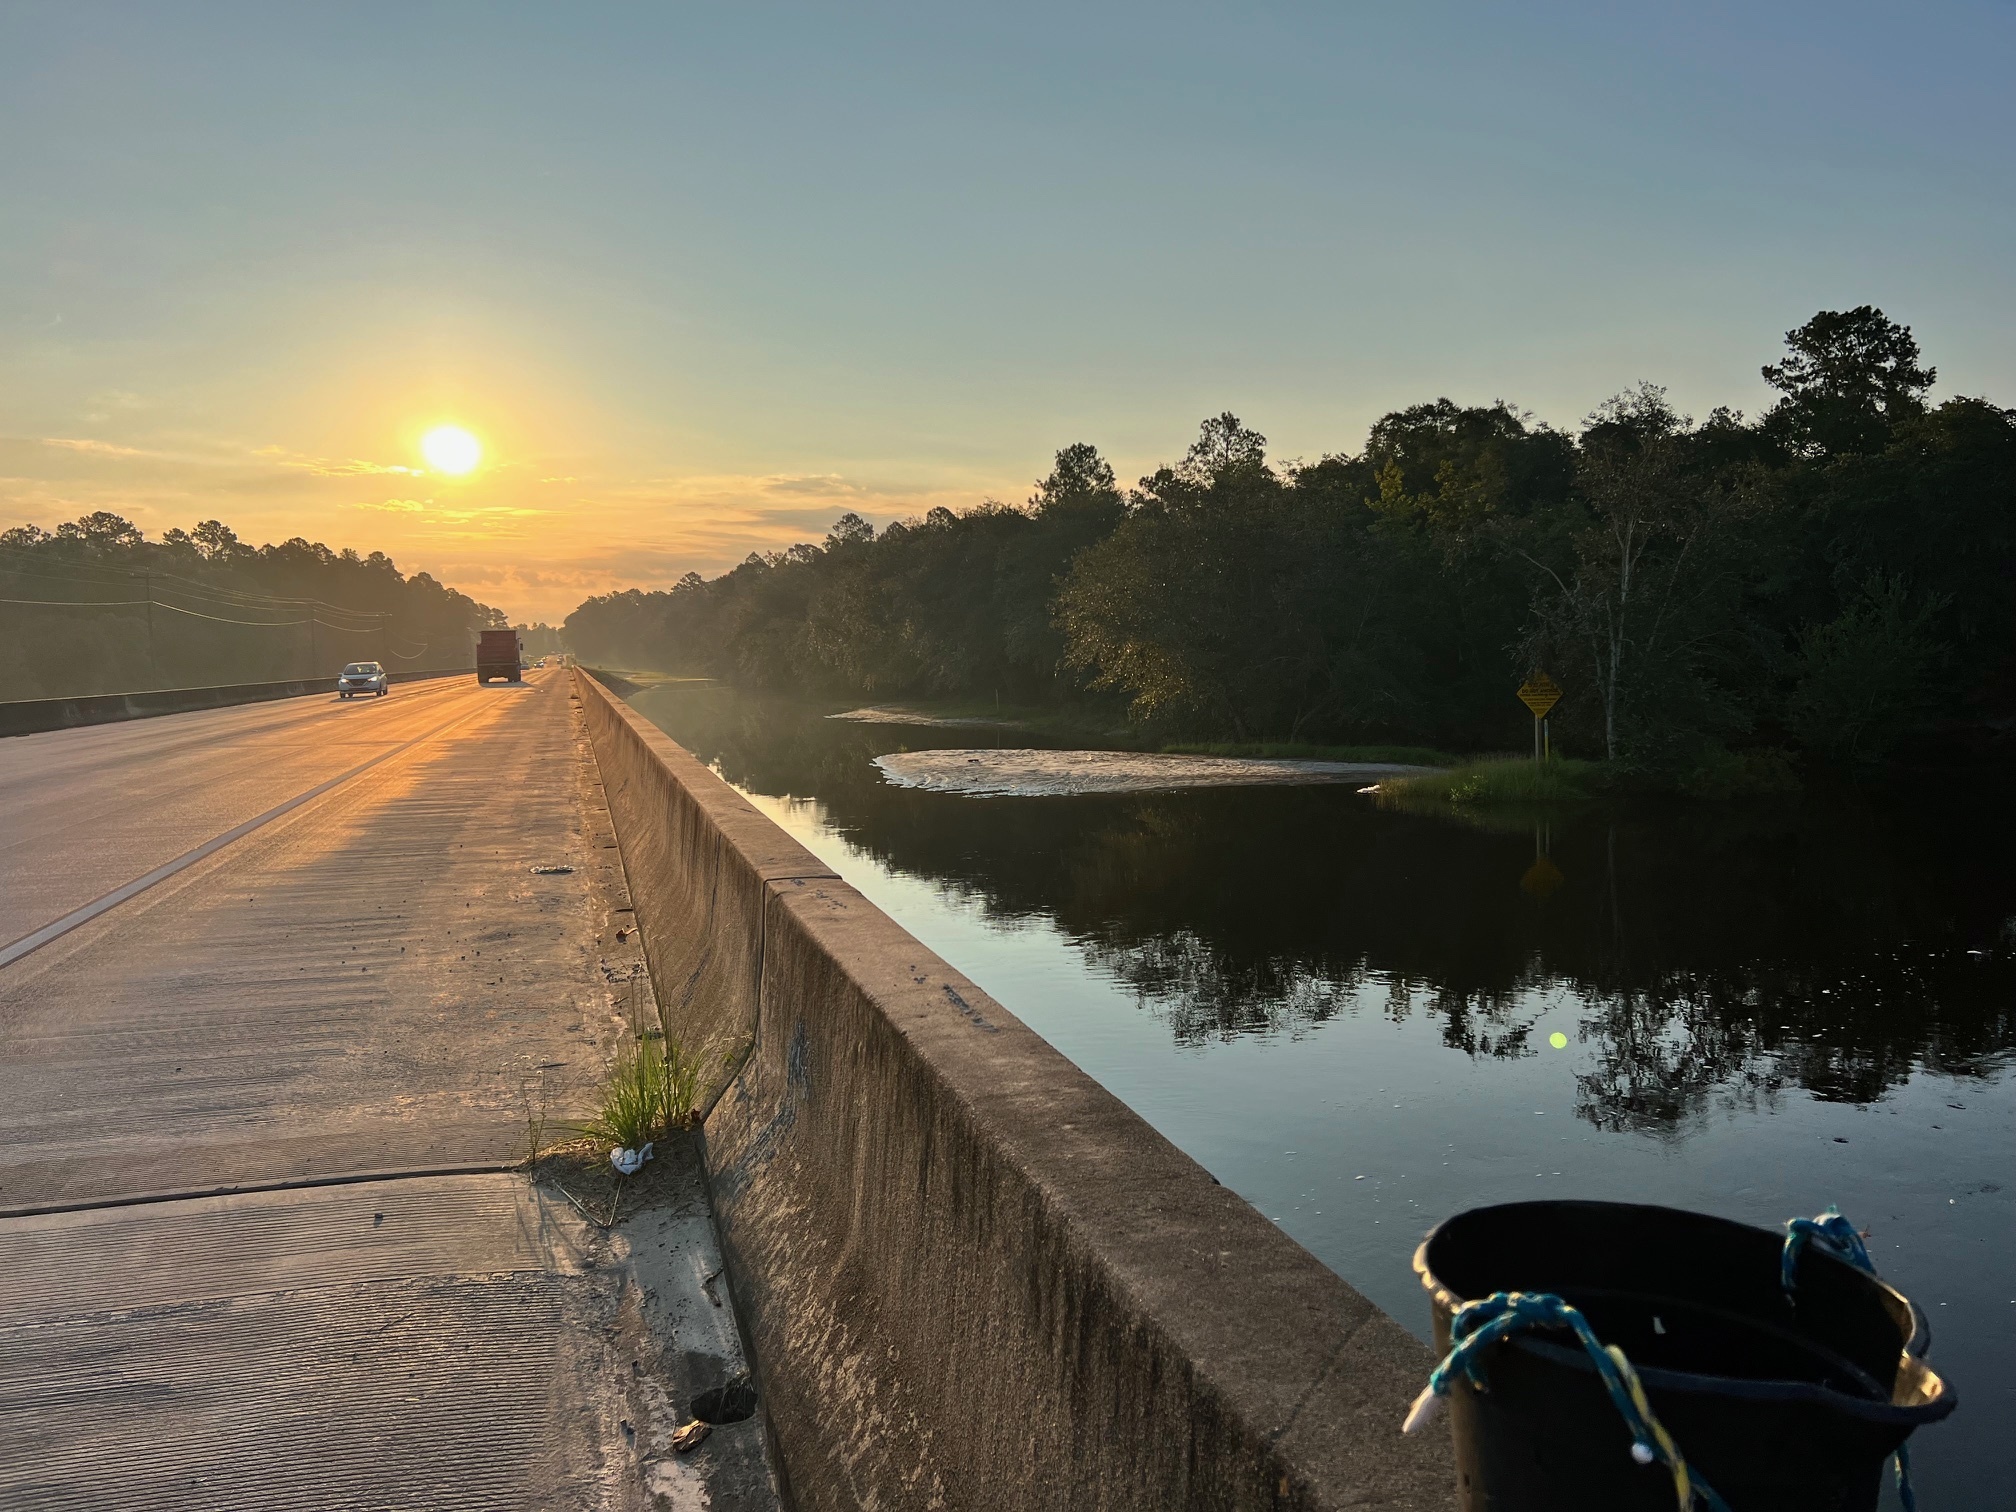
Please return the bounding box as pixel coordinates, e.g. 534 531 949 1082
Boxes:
872 748 1437 798
610 1141 654 1175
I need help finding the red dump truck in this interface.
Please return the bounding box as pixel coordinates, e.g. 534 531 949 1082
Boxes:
476 629 525 684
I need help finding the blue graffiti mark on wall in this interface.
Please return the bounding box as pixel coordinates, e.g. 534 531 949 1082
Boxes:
942 983 998 1033
787 1017 812 1090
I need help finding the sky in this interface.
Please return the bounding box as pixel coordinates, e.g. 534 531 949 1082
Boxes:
3 2 2014 623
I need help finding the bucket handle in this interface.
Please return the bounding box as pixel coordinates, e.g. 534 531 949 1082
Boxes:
1781 1208 1923 1512
1403 1290 1734 1512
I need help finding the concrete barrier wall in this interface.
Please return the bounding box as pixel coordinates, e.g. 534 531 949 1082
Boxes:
572 672 834 1105
573 668 1452 1512
0 666 474 739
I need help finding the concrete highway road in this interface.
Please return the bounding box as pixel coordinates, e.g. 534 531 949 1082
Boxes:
0 674 778 1509
0 670 611 1204
2 672 493 953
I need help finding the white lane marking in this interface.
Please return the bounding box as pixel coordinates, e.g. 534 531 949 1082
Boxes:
0 694 501 970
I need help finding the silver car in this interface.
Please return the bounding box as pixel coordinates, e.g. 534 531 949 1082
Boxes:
337 661 388 698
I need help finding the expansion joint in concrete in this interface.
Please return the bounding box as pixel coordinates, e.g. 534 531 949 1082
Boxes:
0 1162 523 1222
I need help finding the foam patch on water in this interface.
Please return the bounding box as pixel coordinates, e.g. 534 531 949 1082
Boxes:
829 706 1015 727
873 748 1437 797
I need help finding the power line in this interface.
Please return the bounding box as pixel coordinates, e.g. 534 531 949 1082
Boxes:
0 547 397 620
0 596 150 607
153 601 313 627
0 558 387 621
0 595 312 627
1 562 461 680
0 595 404 630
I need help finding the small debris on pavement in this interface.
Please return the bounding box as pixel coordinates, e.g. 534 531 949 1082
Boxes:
672 1420 711 1453
611 1141 654 1175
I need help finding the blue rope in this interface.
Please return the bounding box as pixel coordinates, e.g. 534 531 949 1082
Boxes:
1403 1290 1733 1512
1781 1205 1875 1292
1781 1208 1917 1512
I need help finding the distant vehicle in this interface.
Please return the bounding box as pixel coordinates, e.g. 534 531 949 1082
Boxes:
476 629 525 684
338 661 388 698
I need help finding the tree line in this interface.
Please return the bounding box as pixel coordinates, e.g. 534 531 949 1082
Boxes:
0 513 504 700
566 307 2014 774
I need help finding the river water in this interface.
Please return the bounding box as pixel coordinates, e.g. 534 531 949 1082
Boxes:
627 680 2014 1508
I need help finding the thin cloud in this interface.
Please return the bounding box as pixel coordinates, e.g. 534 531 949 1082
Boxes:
427 505 551 523
758 473 866 498
257 445 422 477
41 437 152 457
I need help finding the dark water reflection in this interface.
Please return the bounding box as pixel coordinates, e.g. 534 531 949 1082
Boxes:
637 682 2015 1134
630 682 2015 1507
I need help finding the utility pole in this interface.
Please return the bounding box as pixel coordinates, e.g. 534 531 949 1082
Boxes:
142 569 158 688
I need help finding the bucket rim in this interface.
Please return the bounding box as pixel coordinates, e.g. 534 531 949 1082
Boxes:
1411 1201 1957 1425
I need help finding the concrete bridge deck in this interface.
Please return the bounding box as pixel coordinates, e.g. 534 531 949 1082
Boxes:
0 673 777 1509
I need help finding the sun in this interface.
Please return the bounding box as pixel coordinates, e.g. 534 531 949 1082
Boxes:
420 425 482 475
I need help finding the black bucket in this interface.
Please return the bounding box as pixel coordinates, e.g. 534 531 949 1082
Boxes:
1413 1202 1955 1511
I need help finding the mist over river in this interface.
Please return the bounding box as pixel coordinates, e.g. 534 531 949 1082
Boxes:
627 680 2015 1509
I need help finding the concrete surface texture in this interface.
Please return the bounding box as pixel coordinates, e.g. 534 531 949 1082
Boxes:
576 669 1456 1512
0 671 779 1509
0 1170 773 1511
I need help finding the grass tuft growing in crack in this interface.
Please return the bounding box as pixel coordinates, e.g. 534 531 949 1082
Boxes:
570 1027 699 1152
518 1064 553 1162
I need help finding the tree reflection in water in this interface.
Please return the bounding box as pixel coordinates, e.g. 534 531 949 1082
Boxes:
632 683 2016 1136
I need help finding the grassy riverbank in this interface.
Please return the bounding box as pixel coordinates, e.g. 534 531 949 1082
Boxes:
600 672 1808 805
1379 748 1803 805
1379 756 1599 803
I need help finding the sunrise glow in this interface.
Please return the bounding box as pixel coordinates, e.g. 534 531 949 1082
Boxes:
420 425 482 475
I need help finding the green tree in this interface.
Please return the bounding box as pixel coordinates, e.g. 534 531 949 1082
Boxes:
1361 400 1577 746
1058 415 1365 737
0 512 500 698
191 519 248 560
559 307 2013 771
1513 387 1765 764
1177 412 1270 483
55 511 145 551
1761 306 1934 459
1789 574 1949 763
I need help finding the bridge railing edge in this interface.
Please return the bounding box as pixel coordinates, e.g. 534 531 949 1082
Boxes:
570 666 1453 1512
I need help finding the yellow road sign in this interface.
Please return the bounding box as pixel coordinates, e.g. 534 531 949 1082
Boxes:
1520 854 1565 900
1517 673 1562 719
